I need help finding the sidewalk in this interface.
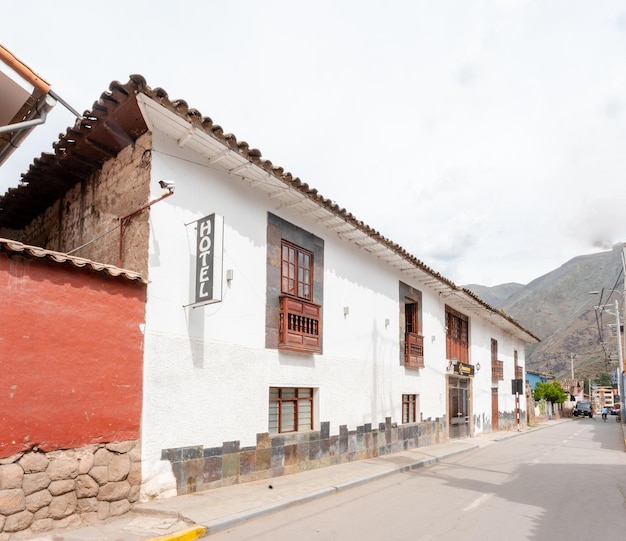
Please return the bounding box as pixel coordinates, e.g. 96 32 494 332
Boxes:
22 422 563 541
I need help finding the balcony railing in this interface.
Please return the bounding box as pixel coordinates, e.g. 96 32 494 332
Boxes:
404 332 424 368
279 295 321 353
492 360 504 381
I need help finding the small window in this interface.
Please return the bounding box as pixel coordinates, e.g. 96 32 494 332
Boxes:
269 387 314 433
402 394 418 424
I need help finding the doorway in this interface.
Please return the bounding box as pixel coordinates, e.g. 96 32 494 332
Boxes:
448 376 470 438
491 387 499 431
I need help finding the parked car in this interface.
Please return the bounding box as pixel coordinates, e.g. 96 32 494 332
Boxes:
573 401 593 418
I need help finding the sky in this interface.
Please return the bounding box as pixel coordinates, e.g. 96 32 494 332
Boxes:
2 1 626 286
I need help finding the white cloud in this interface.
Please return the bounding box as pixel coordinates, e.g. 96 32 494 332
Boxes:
1 0 625 286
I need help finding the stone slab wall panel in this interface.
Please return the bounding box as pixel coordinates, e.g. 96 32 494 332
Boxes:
161 418 446 497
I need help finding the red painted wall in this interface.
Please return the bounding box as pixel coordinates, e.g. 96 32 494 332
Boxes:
0 254 146 458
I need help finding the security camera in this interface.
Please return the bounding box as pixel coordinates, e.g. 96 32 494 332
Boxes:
159 180 175 193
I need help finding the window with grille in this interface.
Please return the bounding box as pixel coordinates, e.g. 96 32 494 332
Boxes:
279 240 321 352
269 387 314 433
404 302 424 368
491 338 504 380
402 394 418 423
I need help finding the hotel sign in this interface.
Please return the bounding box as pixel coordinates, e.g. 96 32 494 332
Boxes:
194 213 223 306
454 362 475 377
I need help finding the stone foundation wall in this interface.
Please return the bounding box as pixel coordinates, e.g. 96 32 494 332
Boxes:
498 410 527 431
161 418 446 496
0 440 140 539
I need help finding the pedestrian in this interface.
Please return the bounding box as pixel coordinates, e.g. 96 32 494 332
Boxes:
602 406 608 421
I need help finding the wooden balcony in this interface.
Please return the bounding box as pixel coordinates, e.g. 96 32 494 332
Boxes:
492 360 504 381
404 332 424 368
279 295 321 353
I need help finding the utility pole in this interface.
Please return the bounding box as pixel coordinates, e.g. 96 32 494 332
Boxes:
591 288 625 424
613 299 625 424
622 244 626 423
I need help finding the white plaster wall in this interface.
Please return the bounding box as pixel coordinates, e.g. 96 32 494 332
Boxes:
469 320 527 434
140 129 528 471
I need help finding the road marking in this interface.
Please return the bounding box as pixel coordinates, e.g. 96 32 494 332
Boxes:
463 493 492 512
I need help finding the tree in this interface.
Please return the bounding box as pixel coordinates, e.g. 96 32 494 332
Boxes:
533 381 569 404
595 372 613 386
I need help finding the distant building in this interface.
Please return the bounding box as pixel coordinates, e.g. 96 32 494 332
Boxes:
525 370 552 392
560 378 584 402
593 386 615 411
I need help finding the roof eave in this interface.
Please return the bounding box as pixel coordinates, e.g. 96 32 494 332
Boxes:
137 91 539 344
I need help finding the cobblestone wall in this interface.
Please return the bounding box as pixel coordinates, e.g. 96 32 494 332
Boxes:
161 418 446 496
0 440 140 538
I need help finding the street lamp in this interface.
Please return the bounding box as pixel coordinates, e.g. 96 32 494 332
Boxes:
593 298 625 424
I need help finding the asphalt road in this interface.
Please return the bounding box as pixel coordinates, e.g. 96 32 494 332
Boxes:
208 419 626 541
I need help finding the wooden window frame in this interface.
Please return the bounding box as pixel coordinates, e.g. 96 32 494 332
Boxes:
491 338 504 381
281 240 313 301
269 387 314 434
445 306 469 363
402 393 417 424
404 301 424 368
514 349 523 379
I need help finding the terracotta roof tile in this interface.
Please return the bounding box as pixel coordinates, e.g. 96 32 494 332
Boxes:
0 238 147 284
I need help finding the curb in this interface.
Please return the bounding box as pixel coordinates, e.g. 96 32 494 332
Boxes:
145 525 207 541
204 442 480 535
144 426 559 540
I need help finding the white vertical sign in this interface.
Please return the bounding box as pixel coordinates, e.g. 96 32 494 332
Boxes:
194 213 223 306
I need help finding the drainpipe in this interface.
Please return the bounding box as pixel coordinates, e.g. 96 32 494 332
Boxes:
0 44 51 94
0 44 81 134
0 94 55 135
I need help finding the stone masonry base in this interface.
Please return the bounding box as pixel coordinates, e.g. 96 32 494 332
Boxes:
161 418 446 496
0 440 140 539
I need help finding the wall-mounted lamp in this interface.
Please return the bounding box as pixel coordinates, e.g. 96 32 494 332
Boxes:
446 357 459 373
343 306 350 316
476 362 481 372
384 318 390 328
226 269 234 282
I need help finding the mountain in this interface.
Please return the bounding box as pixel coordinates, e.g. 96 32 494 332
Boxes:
465 244 625 381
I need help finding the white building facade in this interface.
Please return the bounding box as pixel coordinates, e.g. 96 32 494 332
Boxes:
132 86 537 499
